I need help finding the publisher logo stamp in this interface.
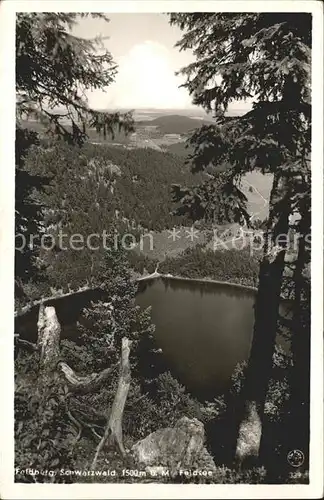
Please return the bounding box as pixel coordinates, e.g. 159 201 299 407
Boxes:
287 449 305 467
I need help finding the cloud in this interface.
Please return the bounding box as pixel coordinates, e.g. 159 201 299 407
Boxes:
86 40 254 114
87 41 193 109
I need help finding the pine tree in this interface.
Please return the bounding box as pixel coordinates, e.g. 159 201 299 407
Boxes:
283 171 311 471
15 13 134 302
170 13 311 465
15 246 161 479
15 127 50 303
14 13 140 478
16 13 133 144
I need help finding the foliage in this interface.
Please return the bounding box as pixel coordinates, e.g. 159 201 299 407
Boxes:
138 114 212 135
127 251 159 275
16 13 133 144
164 140 194 158
68 371 222 444
172 172 249 224
95 145 199 230
15 359 74 483
24 139 202 233
251 217 266 230
18 140 202 299
211 465 267 484
159 245 260 288
170 12 311 469
15 12 135 480
230 345 292 421
15 248 161 481
59 248 161 373
15 127 50 303
228 345 304 478
128 369 223 441
169 12 311 225
123 373 205 440
15 12 134 302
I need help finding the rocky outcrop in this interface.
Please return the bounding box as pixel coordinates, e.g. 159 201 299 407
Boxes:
131 417 216 477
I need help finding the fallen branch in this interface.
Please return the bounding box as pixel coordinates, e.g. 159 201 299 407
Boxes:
14 335 38 352
59 361 118 394
91 337 131 470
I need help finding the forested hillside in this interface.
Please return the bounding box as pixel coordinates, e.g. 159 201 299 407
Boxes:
27 141 199 228
16 139 204 301
138 114 212 134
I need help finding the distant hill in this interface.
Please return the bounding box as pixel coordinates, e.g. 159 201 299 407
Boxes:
20 113 215 142
137 114 213 135
19 119 132 145
106 107 213 120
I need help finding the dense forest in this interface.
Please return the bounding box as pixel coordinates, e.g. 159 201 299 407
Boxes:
137 114 212 134
16 138 204 303
159 246 260 288
14 11 311 486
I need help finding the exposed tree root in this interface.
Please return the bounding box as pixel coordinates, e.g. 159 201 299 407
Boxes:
67 410 83 444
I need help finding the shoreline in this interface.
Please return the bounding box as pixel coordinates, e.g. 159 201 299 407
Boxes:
136 273 258 292
15 273 257 318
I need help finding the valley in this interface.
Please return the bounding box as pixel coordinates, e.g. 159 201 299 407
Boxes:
17 110 274 306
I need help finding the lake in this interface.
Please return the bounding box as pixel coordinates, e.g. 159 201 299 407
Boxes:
136 277 257 399
15 276 289 400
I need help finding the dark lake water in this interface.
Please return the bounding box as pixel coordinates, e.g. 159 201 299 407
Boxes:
16 276 289 400
136 277 257 398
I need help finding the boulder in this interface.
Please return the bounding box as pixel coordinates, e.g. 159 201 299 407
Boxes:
131 416 216 477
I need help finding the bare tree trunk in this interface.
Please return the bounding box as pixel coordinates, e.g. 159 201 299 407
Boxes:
35 304 117 394
37 303 61 387
235 173 291 467
91 337 131 470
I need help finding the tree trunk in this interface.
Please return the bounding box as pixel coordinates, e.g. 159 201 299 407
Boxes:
234 173 291 467
37 303 61 388
285 230 310 467
35 304 117 394
91 337 131 469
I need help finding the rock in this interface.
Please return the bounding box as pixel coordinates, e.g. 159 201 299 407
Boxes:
131 417 216 477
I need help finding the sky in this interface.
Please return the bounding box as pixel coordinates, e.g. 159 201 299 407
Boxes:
72 14 251 112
